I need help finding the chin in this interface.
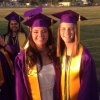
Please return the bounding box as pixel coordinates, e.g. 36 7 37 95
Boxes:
37 44 45 47
65 40 74 44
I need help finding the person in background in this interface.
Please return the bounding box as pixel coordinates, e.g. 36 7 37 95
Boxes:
0 35 14 100
0 11 27 63
52 10 99 100
15 13 61 100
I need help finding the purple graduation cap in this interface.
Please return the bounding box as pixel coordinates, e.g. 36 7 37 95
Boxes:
5 11 24 22
24 6 42 18
52 10 87 57
51 10 87 23
24 13 57 27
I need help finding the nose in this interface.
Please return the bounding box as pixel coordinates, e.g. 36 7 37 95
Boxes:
65 29 70 36
38 31 43 37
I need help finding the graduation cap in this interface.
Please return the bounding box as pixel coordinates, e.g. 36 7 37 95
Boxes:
23 13 57 49
24 13 57 28
51 10 87 23
5 11 24 22
51 10 87 57
24 6 42 18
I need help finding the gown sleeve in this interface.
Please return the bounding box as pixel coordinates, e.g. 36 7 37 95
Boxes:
78 48 99 100
15 51 29 100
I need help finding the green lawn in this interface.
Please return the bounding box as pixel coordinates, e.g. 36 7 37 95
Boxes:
0 6 100 85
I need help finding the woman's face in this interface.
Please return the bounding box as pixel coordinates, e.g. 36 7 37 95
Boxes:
60 22 76 44
31 27 48 48
10 20 20 32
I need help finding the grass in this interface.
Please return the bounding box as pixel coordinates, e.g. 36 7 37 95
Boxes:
0 6 100 85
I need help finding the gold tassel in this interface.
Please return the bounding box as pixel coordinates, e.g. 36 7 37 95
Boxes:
50 18 54 34
77 15 80 45
19 16 21 32
57 28 61 57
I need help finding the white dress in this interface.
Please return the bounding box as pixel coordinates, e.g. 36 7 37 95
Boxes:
38 63 55 100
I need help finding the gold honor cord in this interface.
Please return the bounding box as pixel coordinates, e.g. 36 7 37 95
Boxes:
77 15 80 45
51 18 53 34
67 57 72 100
64 57 72 100
64 60 67 100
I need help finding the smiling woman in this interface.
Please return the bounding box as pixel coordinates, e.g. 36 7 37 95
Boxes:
14 13 61 100
52 10 99 100
60 23 76 45
31 27 48 49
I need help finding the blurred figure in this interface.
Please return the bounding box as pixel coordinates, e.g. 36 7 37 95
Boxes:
2 11 27 62
0 35 14 100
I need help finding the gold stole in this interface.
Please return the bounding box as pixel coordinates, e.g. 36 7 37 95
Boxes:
24 42 41 100
27 65 41 100
61 45 83 100
18 32 27 49
0 48 14 86
5 32 27 49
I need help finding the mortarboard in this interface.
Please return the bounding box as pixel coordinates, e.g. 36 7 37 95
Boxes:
24 6 42 18
5 11 24 22
22 7 42 49
24 13 57 28
23 13 57 49
51 10 87 57
51 10 87 23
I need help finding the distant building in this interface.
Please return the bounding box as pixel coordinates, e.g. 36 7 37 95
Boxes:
81 0 87 4
11 0 17 1
0 0 17 2
58 2 71 6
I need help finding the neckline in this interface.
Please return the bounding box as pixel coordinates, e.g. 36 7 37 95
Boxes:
37 63 53 67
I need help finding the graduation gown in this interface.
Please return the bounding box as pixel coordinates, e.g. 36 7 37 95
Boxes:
61 45 99 100
77 47 99 100
0 48 14 100
15 50 61 100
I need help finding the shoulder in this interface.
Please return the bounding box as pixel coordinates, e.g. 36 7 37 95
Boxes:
5 34 10 38
82 46 93 62
5 33 10 37
14 50 26 71
18 32 27 38
15 50 25 62
80 46 96 79
81 46 95 69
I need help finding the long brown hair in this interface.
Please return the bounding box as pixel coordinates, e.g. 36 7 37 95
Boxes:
26 27 56 69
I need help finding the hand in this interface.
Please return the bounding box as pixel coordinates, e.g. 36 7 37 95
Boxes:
0 36 6 47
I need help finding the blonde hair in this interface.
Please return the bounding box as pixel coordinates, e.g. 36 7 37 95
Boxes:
57 23 80 57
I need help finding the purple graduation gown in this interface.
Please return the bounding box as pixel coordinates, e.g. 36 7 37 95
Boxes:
77 47 99 100
0 49 15 100
7 34 20 61
15 50 61 100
